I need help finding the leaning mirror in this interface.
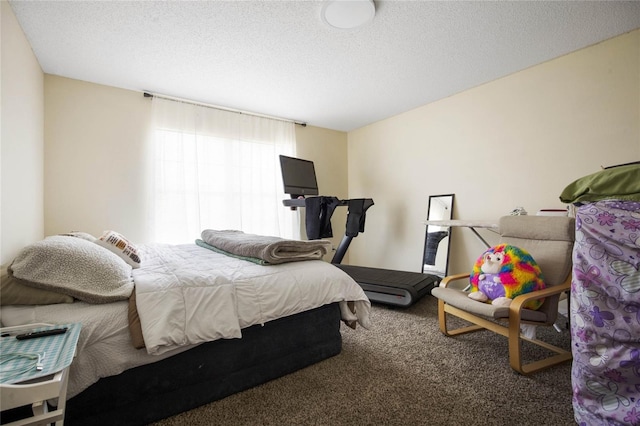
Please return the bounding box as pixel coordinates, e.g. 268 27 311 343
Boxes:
422 194 454 278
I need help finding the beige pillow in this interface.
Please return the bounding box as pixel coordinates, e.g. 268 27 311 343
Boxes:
1 267 74 306
128 291 146 349
95 230 142 268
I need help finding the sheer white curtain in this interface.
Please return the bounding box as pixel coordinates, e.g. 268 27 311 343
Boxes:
150 97 298 244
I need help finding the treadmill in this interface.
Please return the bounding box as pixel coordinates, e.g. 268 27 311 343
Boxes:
283 197 439 307
333 264 438 308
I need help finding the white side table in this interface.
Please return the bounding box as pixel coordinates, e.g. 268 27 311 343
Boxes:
1 323 81 426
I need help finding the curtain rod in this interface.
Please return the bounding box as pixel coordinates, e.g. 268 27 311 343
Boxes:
143 92 306 127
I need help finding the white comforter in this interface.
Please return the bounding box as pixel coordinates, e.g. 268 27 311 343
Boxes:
134 244 371 355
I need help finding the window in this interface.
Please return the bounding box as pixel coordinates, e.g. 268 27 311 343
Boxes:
151 98 297 243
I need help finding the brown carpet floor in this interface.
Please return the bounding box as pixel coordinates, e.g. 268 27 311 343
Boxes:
151 295 575 426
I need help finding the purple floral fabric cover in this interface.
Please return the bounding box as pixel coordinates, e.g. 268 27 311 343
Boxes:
571 200 640 425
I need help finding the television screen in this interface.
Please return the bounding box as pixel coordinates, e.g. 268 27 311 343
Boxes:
279 155 319 197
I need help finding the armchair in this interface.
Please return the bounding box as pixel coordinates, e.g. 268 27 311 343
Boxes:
431 215 574 375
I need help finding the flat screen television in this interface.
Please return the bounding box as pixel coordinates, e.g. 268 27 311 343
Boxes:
279 155 319 197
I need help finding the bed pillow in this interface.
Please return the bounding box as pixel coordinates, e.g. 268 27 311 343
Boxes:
10 236 134 304
95 230 142 269
1 267 74 305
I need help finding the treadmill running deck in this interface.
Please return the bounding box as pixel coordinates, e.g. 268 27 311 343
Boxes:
333 264 439 307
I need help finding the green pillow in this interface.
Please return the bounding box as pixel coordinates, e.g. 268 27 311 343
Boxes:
560 163 640 204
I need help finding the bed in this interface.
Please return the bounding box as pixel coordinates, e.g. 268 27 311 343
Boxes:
560 163 640 425
0 230 371 425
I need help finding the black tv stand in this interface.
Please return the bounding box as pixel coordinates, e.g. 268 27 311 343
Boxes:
284 197 438 307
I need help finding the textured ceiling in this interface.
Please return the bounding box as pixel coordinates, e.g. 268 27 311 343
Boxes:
9 1 640 131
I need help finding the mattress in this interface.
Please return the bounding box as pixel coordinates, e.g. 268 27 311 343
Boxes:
0 300 187 399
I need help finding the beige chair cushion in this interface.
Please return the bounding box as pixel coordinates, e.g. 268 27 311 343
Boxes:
499 215 574 242
433 215 575 324
499 216 574 286
431 286 547 322
1 267 74 305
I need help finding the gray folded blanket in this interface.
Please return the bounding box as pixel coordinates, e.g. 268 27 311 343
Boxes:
200 230 332 264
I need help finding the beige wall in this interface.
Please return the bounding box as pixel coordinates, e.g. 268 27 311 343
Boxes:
294 125 349 260
43 76 350 246
1 0 44 265
44 76 153 241
347 29 640 274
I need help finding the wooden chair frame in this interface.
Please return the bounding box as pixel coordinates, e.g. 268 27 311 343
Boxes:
437 272 572 375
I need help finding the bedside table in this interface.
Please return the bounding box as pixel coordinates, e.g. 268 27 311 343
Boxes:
0 323 81 426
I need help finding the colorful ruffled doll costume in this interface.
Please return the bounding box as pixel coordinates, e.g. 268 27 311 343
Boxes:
468 243 546 310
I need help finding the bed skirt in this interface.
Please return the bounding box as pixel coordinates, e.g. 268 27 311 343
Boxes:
65 302 342 426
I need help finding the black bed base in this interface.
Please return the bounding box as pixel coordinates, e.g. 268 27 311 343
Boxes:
65 303 342 426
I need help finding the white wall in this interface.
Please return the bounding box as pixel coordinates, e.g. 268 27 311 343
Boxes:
347 29 640 274
1 0 44 265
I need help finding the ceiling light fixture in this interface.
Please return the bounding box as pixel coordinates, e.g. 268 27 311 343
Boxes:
321 0 376 30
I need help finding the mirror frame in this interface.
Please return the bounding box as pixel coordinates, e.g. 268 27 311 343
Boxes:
422 194 455 278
